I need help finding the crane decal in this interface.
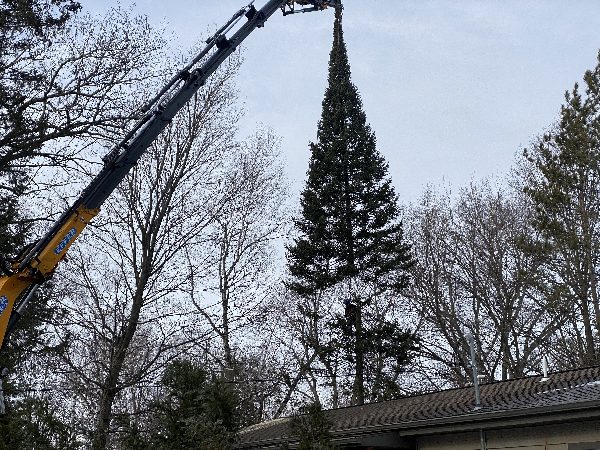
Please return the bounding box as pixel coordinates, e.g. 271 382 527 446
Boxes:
54 228 78 256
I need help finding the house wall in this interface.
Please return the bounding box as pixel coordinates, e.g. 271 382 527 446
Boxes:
416 419 600 450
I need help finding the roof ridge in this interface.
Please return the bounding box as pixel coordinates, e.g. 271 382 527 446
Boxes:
318 364 600 413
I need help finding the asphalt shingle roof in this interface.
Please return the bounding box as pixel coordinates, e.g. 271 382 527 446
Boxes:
238 365 600 448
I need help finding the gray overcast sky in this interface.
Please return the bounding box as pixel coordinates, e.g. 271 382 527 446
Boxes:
84 0 600 203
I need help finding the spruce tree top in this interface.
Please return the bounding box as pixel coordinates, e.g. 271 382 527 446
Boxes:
287 5 413 297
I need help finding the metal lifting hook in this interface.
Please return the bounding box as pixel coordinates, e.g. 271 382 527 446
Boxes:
283 0 341 16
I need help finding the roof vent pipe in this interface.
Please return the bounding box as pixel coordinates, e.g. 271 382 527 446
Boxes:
466 333 487 450
465 332 482 410
540 355 549 382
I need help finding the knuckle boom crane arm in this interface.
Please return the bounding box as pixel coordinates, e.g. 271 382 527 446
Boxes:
0 0 340 353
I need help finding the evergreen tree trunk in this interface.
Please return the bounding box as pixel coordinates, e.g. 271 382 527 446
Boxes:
353 303 365 405
342 133 365 403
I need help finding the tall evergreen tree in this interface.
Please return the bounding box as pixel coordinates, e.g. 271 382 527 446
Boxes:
286 5 415 406
523 52 600 366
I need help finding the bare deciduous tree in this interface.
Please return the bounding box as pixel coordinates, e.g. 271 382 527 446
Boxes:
187 128 288 374
1 7 168 187
51 48 243 448
408 182 562 387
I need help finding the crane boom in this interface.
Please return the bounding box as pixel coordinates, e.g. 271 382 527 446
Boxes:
0 0 339 352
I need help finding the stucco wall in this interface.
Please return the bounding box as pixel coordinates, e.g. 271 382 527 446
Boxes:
417 420 600 450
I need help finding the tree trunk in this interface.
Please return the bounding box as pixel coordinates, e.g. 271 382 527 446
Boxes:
92 283 146 449
92 387 118 450
218 222 234 371
353 303 365 405
591 269 600 344
579 294 597 363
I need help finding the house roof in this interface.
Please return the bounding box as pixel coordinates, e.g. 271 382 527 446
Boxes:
238 365 600 448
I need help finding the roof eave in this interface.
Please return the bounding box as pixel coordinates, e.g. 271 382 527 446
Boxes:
336 399 600 439
238 400 600 448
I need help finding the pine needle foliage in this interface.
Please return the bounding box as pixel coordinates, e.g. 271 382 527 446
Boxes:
523 52 600 365
289 402 335 450
286 6 413 298
147 360 237 450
